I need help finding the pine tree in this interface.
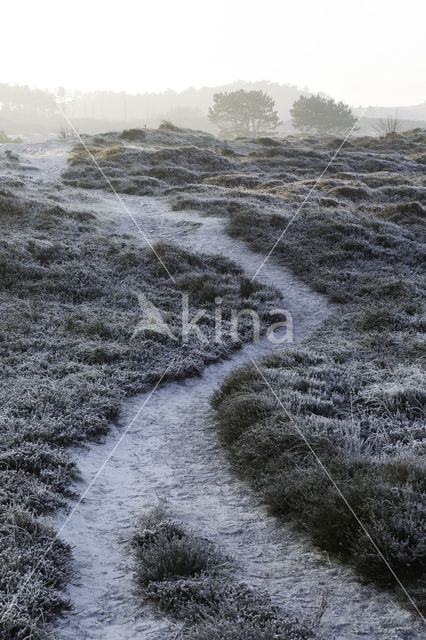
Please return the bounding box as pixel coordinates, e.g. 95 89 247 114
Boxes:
209 90 281 138
290 95 357 135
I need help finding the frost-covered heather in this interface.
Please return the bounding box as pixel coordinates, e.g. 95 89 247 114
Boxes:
62 127 425 611
0 180 280 639
205 131 425 610
132 508 315 640
62 128 229 195
62 127 425 206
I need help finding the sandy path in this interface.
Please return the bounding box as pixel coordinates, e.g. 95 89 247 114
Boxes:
8 142 422 639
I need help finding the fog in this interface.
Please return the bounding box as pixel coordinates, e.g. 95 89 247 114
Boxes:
1 2 426 638
1 0 425 140
2 0 425 106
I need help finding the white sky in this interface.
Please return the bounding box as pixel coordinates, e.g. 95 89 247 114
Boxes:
2 0 425 106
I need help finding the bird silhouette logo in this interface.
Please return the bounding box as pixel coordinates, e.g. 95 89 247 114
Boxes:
132 293 177 340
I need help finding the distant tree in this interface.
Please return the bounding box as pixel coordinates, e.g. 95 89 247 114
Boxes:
208 90 281 138
373 116 402 137
290 95 357 135
0 83 55 115
57 125 74 140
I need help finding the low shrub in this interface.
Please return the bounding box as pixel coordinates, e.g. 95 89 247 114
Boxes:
119 128 147 141
132 509 315 639
213 348 425 604
208 131 425 611
0 187 280 638
134 519 221 586
158 120 184 132
63 139 233 193
377 201 425 226
328 184 370 200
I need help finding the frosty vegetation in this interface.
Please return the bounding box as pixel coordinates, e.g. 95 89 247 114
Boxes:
132 507 316 640
1 123 424 637
207 131 425 611
0 156 280 639
61 126 424 612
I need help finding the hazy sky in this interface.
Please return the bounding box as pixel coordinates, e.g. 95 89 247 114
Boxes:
2 0 425 106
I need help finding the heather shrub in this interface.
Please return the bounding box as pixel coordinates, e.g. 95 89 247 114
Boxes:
265 456 425 578
119 128 146 141
132 510 315 639
377 201 425 226
0 187 280 638
134 520 222 586
158 120 183 132
213 349 425 603
209 131 425 610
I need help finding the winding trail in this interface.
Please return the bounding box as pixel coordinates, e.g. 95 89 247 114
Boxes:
6 142 422 639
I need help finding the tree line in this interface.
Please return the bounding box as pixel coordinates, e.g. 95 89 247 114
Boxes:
0 82 366 139
0 83 56 114
208 90 358 137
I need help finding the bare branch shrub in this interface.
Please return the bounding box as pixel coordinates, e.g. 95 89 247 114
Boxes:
373 117 402 137
57 125 75 140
